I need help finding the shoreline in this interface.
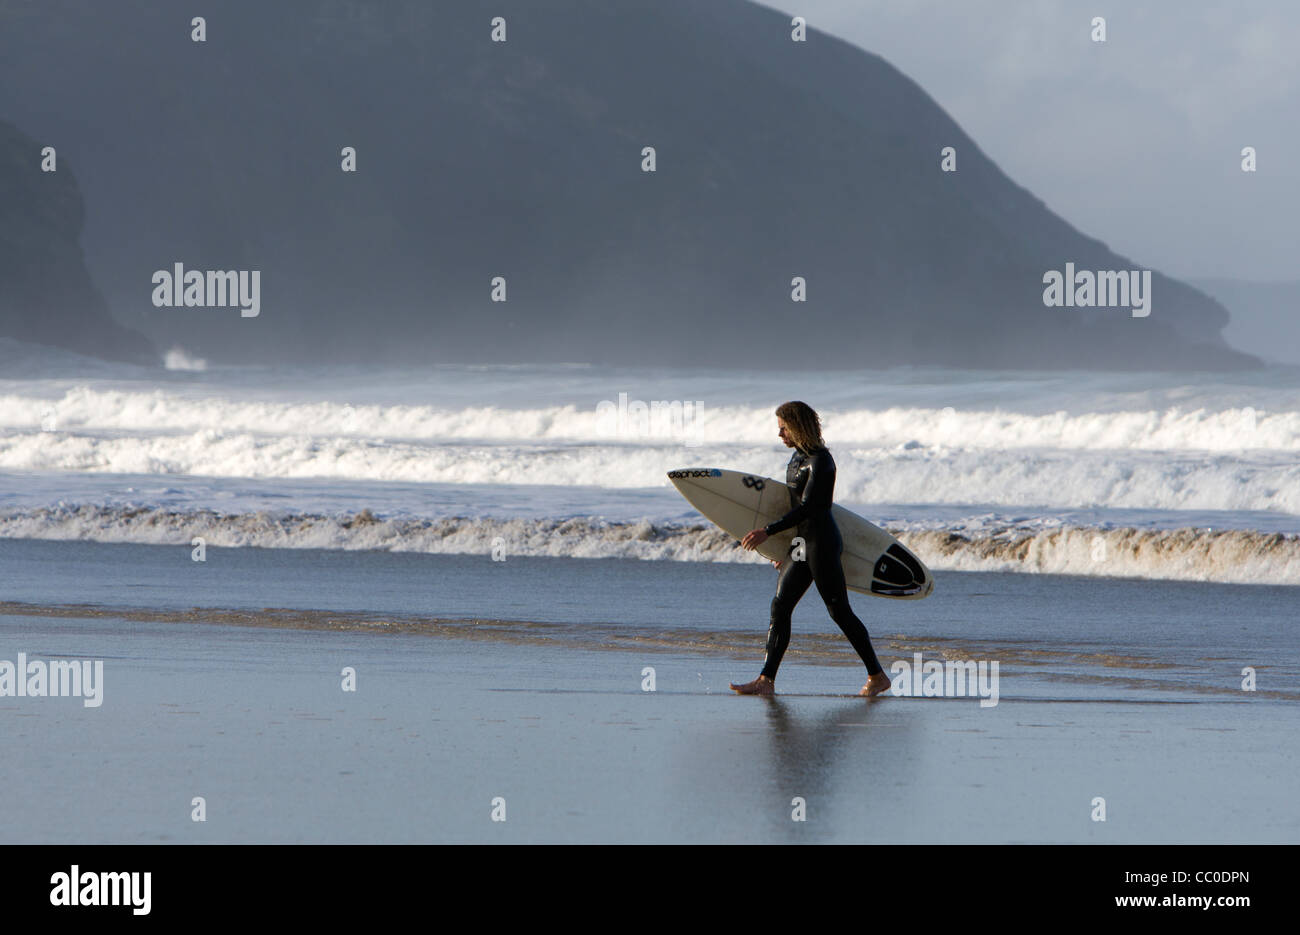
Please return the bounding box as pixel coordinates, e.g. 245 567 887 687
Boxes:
4 599 1295 704
2 611 1294 844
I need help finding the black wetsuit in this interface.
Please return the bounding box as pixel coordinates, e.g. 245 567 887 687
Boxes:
759 447 884 680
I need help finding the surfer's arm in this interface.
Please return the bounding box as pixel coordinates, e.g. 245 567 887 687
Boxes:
763 451 833 535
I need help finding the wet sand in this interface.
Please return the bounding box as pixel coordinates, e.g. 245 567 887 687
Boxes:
3 539 1296 842
2 606 1295 843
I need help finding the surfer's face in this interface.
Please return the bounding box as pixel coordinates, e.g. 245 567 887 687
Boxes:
777 418 795 448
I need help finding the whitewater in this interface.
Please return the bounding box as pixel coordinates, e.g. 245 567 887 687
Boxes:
2 338 1298 585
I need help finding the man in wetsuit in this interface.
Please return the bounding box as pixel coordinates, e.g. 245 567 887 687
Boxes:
731 401 892 697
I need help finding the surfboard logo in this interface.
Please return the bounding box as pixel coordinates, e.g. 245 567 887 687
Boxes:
667 469 720 479
742 476 766 491
870 545 929 596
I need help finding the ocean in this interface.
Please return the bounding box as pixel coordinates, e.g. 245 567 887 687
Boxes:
3 339 1299 584
2 339 1297 842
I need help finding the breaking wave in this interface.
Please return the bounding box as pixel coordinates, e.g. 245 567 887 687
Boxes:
3 505 1297 585
4 387 1300 451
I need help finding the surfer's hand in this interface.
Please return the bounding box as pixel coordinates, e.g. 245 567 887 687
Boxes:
741 528 768 550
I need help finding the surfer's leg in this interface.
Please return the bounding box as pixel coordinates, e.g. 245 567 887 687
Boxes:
809 540 886 679
759 557 813 680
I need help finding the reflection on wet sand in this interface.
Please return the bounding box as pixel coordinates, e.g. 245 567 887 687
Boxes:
3 600 1293 701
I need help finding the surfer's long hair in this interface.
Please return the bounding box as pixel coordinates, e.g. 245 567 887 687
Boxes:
775 401 826 454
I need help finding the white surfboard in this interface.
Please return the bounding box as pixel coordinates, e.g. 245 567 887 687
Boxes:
668 467 934 600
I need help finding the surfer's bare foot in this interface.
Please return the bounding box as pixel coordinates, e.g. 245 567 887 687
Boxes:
730 675 775 695
859 672 892 697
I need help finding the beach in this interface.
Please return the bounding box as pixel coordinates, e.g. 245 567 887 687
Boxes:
3 358 1298 844
3 0 1300 864
2 539 1295 844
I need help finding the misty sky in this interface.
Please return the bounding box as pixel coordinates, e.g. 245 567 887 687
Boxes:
757 0 1298 282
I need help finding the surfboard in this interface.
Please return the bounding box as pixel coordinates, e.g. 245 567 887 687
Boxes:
667 467 934 600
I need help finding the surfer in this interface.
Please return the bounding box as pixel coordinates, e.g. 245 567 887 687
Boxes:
731 401 892 698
